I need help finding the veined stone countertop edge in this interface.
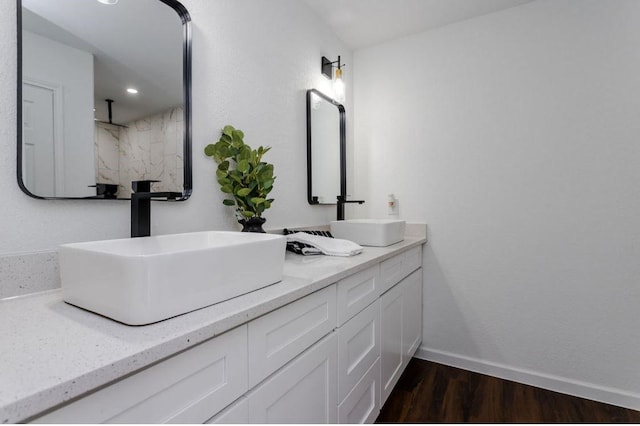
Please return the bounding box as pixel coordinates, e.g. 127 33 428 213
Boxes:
0 233 426 424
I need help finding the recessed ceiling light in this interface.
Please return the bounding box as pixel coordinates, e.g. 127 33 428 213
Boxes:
126 88 138 94
97 0 119 5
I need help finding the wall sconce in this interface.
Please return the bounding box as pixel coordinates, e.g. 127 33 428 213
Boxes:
321 55 345 103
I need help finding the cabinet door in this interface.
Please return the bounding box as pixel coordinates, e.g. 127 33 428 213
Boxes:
247 333 338 424
402 269 423 364
248 284 336 387
380 283 404 406
338 299 380 402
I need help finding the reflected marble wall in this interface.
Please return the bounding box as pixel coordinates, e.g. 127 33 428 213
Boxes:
94 106 184 198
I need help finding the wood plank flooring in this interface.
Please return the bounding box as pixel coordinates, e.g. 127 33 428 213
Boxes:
376 358 640 423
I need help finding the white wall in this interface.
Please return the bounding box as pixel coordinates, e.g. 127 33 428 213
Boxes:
0 0 351 256
354 0 640 408
22 30 95 198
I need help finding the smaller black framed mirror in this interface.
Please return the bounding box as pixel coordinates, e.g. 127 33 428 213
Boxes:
17 0 192 200
306 88 345 206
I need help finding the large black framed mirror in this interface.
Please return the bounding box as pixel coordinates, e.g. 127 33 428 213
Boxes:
17 0 192 200
306 88 345 206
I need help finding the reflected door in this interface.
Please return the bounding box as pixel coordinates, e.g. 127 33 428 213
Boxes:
22 82 56 197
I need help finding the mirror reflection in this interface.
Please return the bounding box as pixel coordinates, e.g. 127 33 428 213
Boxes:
18 0 191 199
306 89 343 205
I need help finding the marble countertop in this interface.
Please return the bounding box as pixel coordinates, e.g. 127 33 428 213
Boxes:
0 235 425 424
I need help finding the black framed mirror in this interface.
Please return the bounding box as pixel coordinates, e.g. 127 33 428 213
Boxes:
17 0 192 200
306 88 345 205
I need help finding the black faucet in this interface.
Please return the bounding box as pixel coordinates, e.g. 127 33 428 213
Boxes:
336 195 365 221
131 180 182 238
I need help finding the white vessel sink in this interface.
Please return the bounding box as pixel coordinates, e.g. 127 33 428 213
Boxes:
330 219 406 247
59 231 286 325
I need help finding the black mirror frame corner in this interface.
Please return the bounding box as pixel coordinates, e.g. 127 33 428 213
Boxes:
306 88 346 206
16 0 193 201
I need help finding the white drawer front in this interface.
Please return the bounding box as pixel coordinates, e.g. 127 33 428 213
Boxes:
380 246 421 294
206 397 248 424
248 332 338 424
248 284 337 387
338 359 381 424
337 300 380 402
337 265 380 326
34 325 248 424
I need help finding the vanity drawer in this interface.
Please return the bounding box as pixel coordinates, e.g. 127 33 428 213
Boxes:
337 299 380 402
338 358 381 424
248 284 337 387
33 325 248 424
337 264 380 326
380 246 422 294
247 332 338 424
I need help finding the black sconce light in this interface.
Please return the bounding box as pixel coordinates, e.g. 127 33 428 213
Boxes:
321 55 345 102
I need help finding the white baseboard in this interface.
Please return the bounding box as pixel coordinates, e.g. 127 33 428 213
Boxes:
415 346 640 411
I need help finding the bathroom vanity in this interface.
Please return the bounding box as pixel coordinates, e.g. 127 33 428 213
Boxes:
0 227 426 424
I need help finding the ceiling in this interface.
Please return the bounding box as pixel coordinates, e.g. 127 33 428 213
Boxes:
302 0 535 50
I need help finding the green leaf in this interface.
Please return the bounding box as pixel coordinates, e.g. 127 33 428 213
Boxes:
232 129 244 141
221 185 233 194
262 178 274 190
240 210 254 218
228 174 242 184
222 125 235 137
251 197 265 205
260 164 274 179
216 169 228 179
236 187 251 197
204 144 216 157
218 161 229 171
223 199 235 206
237 160 250 173
239 146 251 161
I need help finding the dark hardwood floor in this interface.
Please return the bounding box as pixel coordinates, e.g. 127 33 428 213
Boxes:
376 358 640 423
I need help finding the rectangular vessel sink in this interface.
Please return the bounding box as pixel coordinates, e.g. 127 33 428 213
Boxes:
330 219 406 247
59 231 286 325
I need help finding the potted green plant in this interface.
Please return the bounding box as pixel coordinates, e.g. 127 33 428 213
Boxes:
204 125 276 232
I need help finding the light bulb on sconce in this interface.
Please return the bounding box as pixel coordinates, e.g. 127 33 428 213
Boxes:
333 67 345 103
321 55 345 103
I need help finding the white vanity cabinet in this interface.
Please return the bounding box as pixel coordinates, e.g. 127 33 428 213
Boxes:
380 268 423 405
27 243 424 425
335 247 423 423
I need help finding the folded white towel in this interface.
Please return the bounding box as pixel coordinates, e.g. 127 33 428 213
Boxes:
286 232 363 257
